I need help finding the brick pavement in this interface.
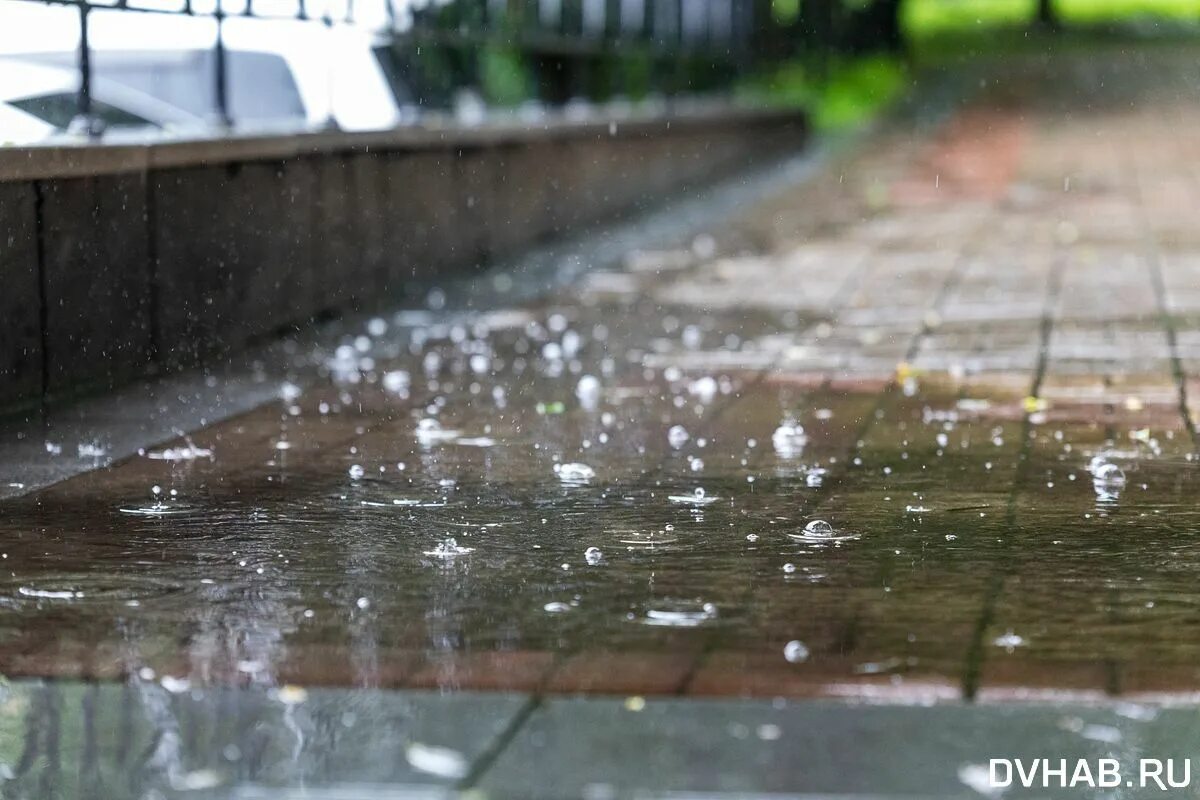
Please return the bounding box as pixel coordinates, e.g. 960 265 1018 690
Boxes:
2 49 1200 709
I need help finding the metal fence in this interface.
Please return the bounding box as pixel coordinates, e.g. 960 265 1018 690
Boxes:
7 0 765 136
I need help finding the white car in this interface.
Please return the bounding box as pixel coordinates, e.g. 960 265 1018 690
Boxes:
0 1 402 133
0 98 55 144
0 58 207 142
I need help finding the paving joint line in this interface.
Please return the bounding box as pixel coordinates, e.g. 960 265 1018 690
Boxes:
676 205 989 695
1126 130 1199 447
960 242 1065 701
456 693 543 790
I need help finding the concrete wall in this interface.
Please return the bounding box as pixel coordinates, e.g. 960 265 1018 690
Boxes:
0 107 806 412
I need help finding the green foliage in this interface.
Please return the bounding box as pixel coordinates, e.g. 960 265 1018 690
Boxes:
903 0 1035 37
736 56 909 131
480 45 532 107
618 52 655 100
904 0 1200 42
773 0 802 24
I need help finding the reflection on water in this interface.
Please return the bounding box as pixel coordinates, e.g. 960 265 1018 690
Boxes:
0 678 520 798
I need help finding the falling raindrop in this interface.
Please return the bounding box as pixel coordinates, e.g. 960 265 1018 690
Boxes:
576 374 602 408
772 421 807 458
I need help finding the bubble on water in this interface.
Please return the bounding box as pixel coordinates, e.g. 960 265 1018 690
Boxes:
789 519 857 543
772 421 807 458
423 538 475 558
668 487 717 506
804 519 833 537
805 467 827 488
584 546 603 565
783 640 809 663
1091 460 1126 505
348 464 365 480
543 601 572 613
44 442 62 456
366 317 388 337
576 375 602 409
555 462 596 484
935 432 949 448
356 597 371 609
279 382 303 402
667 425 690 449
1092 462 1126 487
640 600 718 627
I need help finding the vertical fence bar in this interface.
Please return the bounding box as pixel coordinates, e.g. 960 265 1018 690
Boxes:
213 0 232 128
323 12 339 129
70 0 101 137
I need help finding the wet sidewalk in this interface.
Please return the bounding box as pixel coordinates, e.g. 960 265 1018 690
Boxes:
3 47 1200 798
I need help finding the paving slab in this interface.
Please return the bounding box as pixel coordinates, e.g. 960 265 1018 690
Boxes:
478 695 1200 799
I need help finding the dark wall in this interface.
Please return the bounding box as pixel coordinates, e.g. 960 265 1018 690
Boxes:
0 110 806 414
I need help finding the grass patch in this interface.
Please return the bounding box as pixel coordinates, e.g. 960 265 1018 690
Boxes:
737 55 910 131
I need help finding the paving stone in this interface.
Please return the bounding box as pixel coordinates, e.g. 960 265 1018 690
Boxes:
479 696 1177 798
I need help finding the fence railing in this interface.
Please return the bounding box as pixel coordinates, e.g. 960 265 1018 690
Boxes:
5 0 766 137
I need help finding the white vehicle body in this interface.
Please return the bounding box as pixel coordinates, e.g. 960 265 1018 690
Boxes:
0 98 55 144
0 58 208 136
0 0 401 132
